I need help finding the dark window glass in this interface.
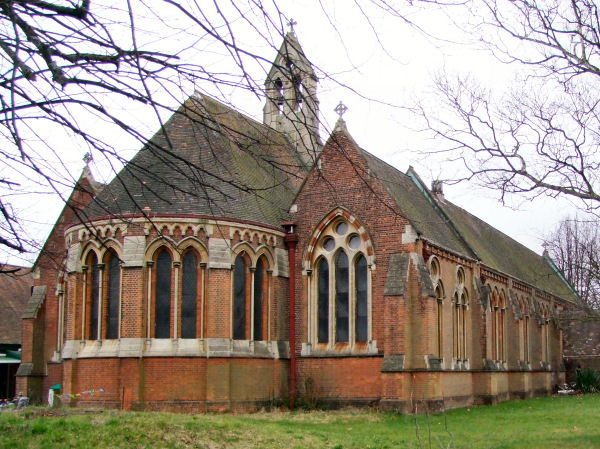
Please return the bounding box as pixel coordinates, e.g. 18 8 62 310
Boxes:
233 255 247 340
106 253 120 339
355 255 368 342
253 258 264 341
181 251 198 339
89 254 99 340
335 251 349 343
155 250 171 338
317 258 329 343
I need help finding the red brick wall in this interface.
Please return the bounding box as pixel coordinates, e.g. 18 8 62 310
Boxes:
292 130 413 361
298 357 382 400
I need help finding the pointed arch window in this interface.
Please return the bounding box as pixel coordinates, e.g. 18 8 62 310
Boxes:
105 250 120 339
519 298 530 365
317 258 329 343
145 243 206 340
253 257 266 341
452 267 468 363
85 252 100 340
232 251 271 341
490 289 506 362
355 255 368 343
541 304 550 365
274 78 283 113
181 251 198 339
233 253 249 340
434 282 444 358
335 251 349 342
428 256 444 359
310 217 372 350
155 249 172 338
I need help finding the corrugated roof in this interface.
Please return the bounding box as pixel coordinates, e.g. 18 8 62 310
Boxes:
0 266 33 345
84 95 308 227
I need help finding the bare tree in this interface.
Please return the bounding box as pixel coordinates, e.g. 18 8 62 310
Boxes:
0 0 332 267
545 217 600 309
418 0 600 209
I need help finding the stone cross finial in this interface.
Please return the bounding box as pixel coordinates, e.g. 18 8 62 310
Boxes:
83 152 92 165
287 18 297 33
334 101 348 118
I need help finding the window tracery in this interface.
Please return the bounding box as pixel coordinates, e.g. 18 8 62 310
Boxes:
308 214 372 351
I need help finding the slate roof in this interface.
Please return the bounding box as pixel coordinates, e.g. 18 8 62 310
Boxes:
436 199 577 301
84 95 308 228
0 266 33 345
343 128 576 303
360 150 474 258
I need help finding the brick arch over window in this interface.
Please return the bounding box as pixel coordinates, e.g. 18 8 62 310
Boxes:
231 242 274 341
305 208 374 351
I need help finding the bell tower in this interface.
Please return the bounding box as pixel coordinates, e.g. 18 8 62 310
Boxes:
263 24 321 166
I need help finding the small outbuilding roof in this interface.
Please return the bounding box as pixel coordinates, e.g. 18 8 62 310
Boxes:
0 266 33 345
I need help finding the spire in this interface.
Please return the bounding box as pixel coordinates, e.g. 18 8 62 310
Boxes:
263 27 321 167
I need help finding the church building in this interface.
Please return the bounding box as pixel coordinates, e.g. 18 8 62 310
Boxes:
17 31 578 412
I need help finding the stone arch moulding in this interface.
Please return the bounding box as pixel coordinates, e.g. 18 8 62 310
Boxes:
146 236 179 263
254 245 275 269
101 238 124 260
79 240 102 266
176 236 208 261
303 206 375 271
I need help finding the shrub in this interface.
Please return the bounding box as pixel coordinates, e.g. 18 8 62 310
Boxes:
575 368 600 393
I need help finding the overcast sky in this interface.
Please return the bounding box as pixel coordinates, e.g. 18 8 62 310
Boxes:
6 0 586 266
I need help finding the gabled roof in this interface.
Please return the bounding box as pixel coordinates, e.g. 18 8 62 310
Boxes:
84 95 309 228
359 150 475 258
0 266 33 345
328 124 577 304
436 199 577 301
32 166 104 270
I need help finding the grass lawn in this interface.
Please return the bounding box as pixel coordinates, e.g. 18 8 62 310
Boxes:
0 394 599 448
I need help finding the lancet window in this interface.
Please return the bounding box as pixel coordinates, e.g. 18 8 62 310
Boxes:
452 266 468 361
232 249 270 341
146 241 206 339
310 216 372 349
